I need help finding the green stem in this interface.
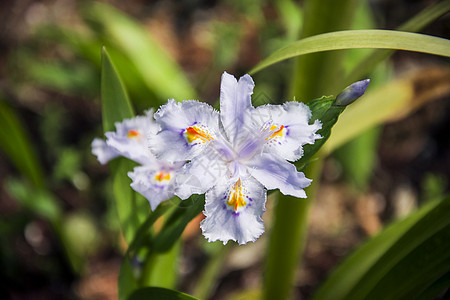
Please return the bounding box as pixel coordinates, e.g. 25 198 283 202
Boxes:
263 157 323 300
263 0 357 297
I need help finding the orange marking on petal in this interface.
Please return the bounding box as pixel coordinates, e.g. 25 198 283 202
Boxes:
226 179 247 212
127 129 140 138
154 171 171 182
266 125 285 141
185 126 213 144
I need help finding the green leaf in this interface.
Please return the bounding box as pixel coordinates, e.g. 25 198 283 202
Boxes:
34 24 161 109
25 57 98 96
119 202 175 300
118 200 183 300
101 47 150 243
140 242 180 289
250 30 450 74
127 287 199 300
119 242 180 300
125 200 177 257
110 158 150 244
296 97 344 168
0 99 45 188
118 195 204 299
313 197 450 300
118 256 140 300
101 47 134 132
415 271 450 300
84 2 197 104
5 178 61 224
152 195 205 253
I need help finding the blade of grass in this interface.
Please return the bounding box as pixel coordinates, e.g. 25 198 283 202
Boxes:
101 47 149 243
313 197 450 300
101 47 134 131
0 98 45 189
250 30 450 74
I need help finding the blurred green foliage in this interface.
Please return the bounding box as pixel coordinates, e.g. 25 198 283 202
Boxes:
1 1 449 299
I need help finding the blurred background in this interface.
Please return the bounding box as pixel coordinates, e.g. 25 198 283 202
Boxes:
0 0 449 299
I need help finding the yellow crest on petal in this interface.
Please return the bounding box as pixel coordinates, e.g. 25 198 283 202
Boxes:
226 179 247 212
154 171 171 182
265 125 285 141
184 125 214 144
127 129 140 139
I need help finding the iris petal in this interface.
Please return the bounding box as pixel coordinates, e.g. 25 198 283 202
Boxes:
200 176 266 245
248 153 311 198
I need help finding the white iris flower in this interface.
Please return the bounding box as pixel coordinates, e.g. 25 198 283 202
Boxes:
151 72 322 244
91 110 184 210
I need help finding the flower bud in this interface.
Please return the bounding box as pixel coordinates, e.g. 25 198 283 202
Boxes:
335 79 370 106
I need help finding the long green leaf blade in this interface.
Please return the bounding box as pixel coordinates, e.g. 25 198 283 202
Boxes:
313 197 450 300
0 99 45 188
101 47 134 132
101 47 148 243
118 201 176 300
152 195 205 253
250 30 450 74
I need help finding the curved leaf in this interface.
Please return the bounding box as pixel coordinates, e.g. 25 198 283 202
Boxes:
250 30 450 74
313 197 450 300
152 194 205 253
